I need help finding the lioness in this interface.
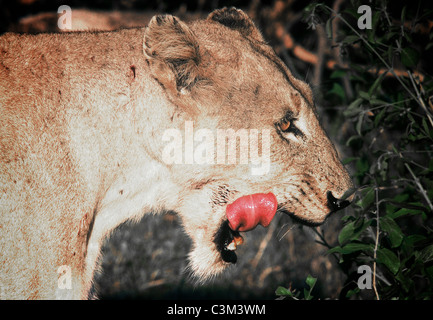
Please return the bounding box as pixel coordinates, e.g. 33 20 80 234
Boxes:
0 8 353 299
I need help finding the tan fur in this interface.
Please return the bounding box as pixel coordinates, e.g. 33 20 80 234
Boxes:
0 8 352 299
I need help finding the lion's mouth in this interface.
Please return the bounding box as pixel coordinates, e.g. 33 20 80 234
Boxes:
277 191 352 227
213 192 278 264
277 207 323 227
213 220 243 263
213 192 351 263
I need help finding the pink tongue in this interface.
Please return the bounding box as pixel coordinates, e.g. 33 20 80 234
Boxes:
226 193 278 232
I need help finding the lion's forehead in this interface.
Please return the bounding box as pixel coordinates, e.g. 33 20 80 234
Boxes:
192 22 313 116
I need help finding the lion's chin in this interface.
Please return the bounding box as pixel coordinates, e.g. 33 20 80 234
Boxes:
187 244 228 282
187 220 245 281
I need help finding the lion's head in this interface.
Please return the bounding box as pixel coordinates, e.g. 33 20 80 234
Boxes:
142 7 353 280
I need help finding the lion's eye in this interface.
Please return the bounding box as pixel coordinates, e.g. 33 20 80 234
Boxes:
277 113 304 139
279 119 291 132
278 114 297 133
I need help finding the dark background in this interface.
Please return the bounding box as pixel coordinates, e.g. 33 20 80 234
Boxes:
2 0 430 300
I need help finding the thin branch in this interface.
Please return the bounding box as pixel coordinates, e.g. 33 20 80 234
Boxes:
404 162 433 211
321 4 432 128
312 227 342 264
272 20 425 83
373 187 380 300
312 23 327 87
331 0 354 100
251 218 278 269
407 70 433 127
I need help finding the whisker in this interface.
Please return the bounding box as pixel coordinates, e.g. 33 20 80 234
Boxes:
277 223 295 241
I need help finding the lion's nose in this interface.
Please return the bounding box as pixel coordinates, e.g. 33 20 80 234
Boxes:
327 191 351 213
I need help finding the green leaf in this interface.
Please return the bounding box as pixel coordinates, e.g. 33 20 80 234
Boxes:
343 7 359 19
389 207 424 219
395 271 414 293
338 222 356 246
425 42 433 51
373 10 381 28
328 242 373 255
330 69 347 79
275 286 292 296
356 112 364 135
401 6 407 23
342 157 358 165
325 18 333 39
305 274 317 289
369 98 388 106
387 46 394 65
346 287 360 298
374 106 387 127
376 248 400 275
358 91 370 101
367 28 375 44
304 275 317 300
368 71 387 97
341 215 356 223
401 47 420 68
342 35 359 44
422 117 430 136
328 82 346 101
338 218 373 246
392 193 410 203
356 187 375 209
380 216 404 248
346 135 362 147
344 98 363 117
419 244 433 263
303 3 316 13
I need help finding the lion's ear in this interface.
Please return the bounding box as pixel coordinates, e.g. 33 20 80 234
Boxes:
144 14 200 93
207 7 264 42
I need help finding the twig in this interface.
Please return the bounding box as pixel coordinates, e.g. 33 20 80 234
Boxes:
251 218 278 269
141 278 166 290
277 224 295 241
407 70 433 127
312 227 331 249
373 187 380 300
272 21 425 83
395 150 433 211
313 23 327 87
258 266 282 288
404 162 433 211
312 227 341 264
383 1 433 127
331 0 354 100
321 4 432 128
